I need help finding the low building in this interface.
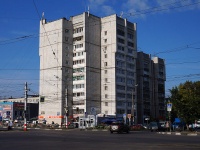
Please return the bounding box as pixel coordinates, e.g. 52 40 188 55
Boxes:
0 101 39 121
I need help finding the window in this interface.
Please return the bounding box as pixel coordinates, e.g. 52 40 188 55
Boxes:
127 71 134 76
116 53 125 59
65 29 69 33
105 102 108 106
104 31 107 35
105 86 108 90
41 111 45 114
117 93 125 98
127 63 134 69
118 45 124 51
105 78 108 82
104 62 107 66
126 56 134 62
65 46 69 50
73 36 83 42
73 75 84 81
73 59 85 65
73 27 83 33
104 54 107 58
128 49 133 54
128 42 134 48
128 33 134 39
104 70 107 74
73 67 84 73
65 68 69 73
40 96 45 102
117 29 125 36
116 68 125 74
116 77 125 83
118 38 124 44
127 79 134 85
116 85 125 90
104 39 107 43
65 37 69 42
116 60 125 67
73 84 85 89
74 43 83 49
127 86 135 92
117 101 122 106
76 92 85 97
105 94 108 98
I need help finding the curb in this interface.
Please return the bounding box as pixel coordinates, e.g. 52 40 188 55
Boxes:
82 129 109 131
157 131 198 136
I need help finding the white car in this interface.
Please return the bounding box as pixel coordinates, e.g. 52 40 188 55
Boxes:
189 123 200 129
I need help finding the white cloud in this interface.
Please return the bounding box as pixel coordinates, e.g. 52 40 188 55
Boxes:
102 5 116 15
87 0 115 16
89 0 107 5
124 0 150 11
121 0 200 18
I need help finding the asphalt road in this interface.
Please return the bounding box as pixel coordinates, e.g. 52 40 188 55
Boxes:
0 129 200 150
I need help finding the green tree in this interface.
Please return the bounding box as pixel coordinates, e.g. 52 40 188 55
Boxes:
169 81 200 123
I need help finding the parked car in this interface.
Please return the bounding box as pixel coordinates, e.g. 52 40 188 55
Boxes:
148 122 158 132
130 124 145 130
110 122 130 134
172 122 186 131
189 121 200 131
158 121 170 131
0 120 12 130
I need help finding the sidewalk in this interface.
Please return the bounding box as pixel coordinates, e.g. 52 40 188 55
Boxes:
157 131 199 136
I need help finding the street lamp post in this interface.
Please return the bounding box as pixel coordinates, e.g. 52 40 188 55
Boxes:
131 88 134 125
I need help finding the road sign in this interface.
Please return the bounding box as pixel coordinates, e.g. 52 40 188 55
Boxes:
167 103 172 111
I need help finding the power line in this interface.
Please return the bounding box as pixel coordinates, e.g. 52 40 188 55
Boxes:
166 60 200 65
123 0 200 18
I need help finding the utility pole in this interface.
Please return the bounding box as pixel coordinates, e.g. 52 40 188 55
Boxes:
24 82 28 131
132 84 138 125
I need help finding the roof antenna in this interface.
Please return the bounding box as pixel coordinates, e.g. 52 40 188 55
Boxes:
88 6 90 17
42 12 44 20
41 12 46 24
120 11 123 18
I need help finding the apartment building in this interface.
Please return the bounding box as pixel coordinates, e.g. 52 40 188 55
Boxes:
39 12 170 126
39 17 73 124
136 52 166 124
71 13 101 118
152 57 166 121
39 12 101 124
101 15 137 119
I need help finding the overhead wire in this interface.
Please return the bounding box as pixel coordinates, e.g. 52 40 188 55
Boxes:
123 0 200 18
0 1 199 98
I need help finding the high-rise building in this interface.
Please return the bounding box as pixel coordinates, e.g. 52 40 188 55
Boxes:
136 52 166 124
101 15 137 119
152 57 166 121
39 17 74 124
39 12 102 124
38 12 165 125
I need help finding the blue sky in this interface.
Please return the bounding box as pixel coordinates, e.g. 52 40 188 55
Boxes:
0 0 200 99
